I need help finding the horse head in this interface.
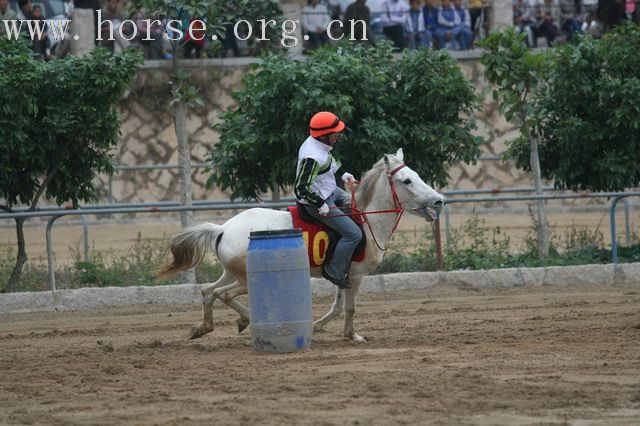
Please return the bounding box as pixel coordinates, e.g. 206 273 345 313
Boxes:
384 148 445 222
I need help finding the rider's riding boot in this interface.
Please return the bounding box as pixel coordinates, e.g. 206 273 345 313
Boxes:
321 265 352 290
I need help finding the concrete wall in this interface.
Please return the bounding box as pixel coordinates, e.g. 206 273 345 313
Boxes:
2 263 639 313
99 53 529 204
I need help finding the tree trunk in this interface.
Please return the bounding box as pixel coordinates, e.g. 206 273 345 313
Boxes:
171 41 196 284
174 99 196 283
529 135 550 258
4 218 27 293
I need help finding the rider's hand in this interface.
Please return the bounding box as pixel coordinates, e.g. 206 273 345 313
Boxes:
319 203 330 216
341 172 357 185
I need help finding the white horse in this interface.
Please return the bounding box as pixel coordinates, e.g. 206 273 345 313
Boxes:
159 148 445 342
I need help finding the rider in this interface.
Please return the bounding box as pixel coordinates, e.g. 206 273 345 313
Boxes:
295 111 362 290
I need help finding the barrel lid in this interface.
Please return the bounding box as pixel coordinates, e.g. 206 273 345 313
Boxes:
250 229 302 239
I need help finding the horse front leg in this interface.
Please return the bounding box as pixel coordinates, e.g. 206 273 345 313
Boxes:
344 275 366 343
313 288 344 332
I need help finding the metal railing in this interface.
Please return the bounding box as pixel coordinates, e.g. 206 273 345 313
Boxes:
1 191 638 290
1 201 292 291
434 191 640 270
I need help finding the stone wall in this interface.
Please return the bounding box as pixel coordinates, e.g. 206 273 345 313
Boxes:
98 54 530 204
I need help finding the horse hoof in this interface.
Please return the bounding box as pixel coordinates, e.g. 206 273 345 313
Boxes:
237 318 250 334
189 325 211 340
347 333 367 343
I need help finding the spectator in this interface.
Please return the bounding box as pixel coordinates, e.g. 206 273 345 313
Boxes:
344 0 375 44
468 0 486 44
514 0 536 47
559 0 582 41
16 0 34 21
582 8 604 37
534 0 560 46
31 5 51 60
381 0 408 50
437 0 461 50
183 18 205 58
405 0 427 49
0 0 17 37
598 0 625 31
624 0 636 20
134 8 164 59
453 0 473 50
220 23 240 57
422 0 439 48
302 0 331 49
100 0 130 54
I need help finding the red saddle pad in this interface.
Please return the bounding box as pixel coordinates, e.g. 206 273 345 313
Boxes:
288 206 365 268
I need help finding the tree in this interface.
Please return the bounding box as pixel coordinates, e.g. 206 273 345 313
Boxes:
479 28 553 258
207 44 482 200
511 24 640 192
0 38 142 292
127 0 282 283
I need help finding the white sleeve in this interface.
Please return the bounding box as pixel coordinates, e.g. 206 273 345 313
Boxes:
321 5 331 29
437 10 450 27
381 1 390 24
302 6 312 31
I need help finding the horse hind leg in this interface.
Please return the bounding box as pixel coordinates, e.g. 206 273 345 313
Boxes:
189 270 235 339
213 281 250 333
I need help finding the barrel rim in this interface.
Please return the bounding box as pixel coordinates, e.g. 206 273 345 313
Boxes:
249 228 303 239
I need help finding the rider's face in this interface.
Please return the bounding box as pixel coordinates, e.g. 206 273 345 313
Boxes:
328 132 340 146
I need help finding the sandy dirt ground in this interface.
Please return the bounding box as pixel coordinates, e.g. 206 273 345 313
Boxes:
1 283 640 425
1 208 635 266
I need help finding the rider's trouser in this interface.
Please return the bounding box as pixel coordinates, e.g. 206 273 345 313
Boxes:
302 187 362 281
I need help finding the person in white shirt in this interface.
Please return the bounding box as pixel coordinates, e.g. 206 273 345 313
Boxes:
436 0 461 50
453 0 473 50
295 111 360 290
405 0 428 49
302 0 331 49
381 0 409 50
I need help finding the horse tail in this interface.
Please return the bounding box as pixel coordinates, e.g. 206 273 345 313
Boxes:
158 222 224 278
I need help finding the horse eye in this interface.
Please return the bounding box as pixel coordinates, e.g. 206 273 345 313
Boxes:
403 179 412 185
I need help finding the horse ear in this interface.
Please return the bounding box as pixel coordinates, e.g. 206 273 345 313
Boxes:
383 154 390 170
396 148 404 162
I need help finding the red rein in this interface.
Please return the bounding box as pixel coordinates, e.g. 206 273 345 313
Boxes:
330 164 406 251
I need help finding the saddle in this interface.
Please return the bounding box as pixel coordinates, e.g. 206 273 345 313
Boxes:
288 203 367 268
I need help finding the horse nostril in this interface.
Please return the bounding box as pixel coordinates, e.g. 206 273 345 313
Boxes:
434 200 444 207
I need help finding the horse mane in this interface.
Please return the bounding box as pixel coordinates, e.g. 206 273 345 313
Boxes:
355 158 387 208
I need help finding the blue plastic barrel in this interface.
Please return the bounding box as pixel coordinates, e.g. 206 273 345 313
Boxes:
247 229 312 353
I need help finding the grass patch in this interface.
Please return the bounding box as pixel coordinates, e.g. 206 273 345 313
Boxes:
375 211 640 274
1 233 222 292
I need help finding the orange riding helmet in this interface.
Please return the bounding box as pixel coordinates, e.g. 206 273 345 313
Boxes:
309 111 346 138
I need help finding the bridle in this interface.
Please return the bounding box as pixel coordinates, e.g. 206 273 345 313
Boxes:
331 162 406 251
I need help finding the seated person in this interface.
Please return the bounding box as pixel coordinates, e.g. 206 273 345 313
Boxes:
514 0 536 47
453 0 473 50
559 0 582 42
422 0 440 49
436 0 462 50
533 0 559 47
381 0 408 50
302 0 330 49
405 0 428 49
